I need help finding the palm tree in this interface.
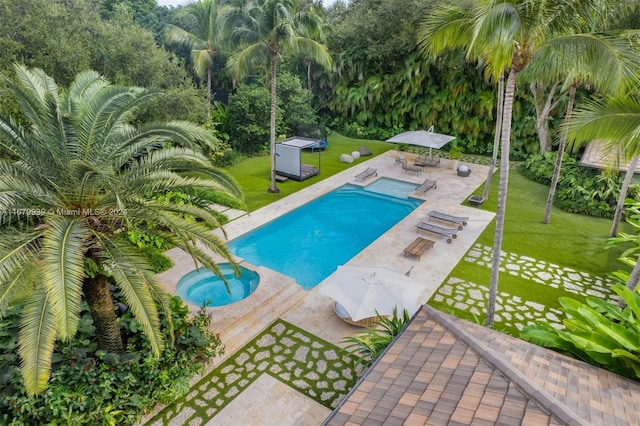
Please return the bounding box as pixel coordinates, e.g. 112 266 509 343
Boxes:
223 0 331 193
0 65 244 395
526 0 638 154
568 97 640 240
166 0 226 100
481 71 503 202
521 32 640 225
419 0 610 327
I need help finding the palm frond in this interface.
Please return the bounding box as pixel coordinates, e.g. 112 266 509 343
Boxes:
19 288 57 396
104 121 218 166
41 217 88 340
523 34 640 93
567 97 640 157
418 3 475 58
0 229 42 285
66 70 108 107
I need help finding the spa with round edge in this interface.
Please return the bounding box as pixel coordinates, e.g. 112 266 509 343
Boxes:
177 263 260 307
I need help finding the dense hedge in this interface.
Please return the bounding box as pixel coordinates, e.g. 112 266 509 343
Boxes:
522 152 640 218
0 296 222 425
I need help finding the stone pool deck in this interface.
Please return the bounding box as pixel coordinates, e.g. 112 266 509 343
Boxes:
145 151 495 425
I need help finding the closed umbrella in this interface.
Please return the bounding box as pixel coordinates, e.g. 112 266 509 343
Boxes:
319 265 423 321
387 127 456 156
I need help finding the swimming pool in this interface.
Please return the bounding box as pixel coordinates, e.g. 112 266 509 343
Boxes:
177 263 260 307
228 178 422 289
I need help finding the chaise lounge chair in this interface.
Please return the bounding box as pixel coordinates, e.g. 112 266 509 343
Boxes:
414 178 437 195
355 167 378 182
427 211 468 230
416 221 457 243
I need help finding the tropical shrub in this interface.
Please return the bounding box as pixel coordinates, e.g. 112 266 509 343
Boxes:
0 296 223 425
276 72 318 136
227 82 282 153
341 308 411 368
521 152 640 218
521 285 640 381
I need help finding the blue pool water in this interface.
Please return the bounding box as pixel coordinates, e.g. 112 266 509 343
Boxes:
177 263 260 307
228 179 422 289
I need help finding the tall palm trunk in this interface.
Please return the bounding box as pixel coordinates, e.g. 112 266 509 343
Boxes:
268 52 280 194
482 72 504 200
207 66 212 101
544 84 576 224
611 155 639 237
620 256 640 308
83 274 124 354
485 65 518 328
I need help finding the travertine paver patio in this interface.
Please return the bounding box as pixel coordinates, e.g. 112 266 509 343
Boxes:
145 320 360 426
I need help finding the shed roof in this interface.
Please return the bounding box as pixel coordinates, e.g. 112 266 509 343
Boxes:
279 136 319 149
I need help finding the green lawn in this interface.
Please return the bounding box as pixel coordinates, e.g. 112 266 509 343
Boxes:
225 132 393 211
435 166 632 334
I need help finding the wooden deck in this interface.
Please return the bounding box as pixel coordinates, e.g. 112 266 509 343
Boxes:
403 237 435 260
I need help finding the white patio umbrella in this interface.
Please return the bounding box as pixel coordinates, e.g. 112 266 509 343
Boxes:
319 265 423 321
387 126 456 156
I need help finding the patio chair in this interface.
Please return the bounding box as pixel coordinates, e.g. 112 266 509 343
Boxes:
414 155 440 168
355 167 378 182
414 178 437 195
395 152 406 167
427 211 468 230
416 221 457 243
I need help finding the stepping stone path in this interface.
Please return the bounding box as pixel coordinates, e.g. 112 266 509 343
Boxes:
432 243 618 331
145 320 360 425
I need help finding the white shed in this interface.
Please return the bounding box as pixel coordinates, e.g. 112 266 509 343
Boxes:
275 137 323 181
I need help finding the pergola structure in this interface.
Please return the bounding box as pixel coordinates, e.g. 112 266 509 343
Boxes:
275 136 322 181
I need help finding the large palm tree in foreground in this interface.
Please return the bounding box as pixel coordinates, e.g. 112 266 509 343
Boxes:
224 0 331 193
0 65 243 395
420 0 542 328
419 0 609 327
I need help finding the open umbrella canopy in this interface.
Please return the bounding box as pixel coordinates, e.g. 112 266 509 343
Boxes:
319 265 423 321
387 128 456 156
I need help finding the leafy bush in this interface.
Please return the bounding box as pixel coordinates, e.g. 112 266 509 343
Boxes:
521 285 640 381
521 151 564 185
521 152 640 218
341 308 410 368
0 297 222 425
227 83 280 153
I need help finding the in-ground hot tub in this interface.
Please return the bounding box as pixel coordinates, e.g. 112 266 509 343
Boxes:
177 263 260 307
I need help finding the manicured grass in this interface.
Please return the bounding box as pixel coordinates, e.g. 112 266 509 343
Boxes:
467 166 630 275
432 165 633 335
224 132 392 211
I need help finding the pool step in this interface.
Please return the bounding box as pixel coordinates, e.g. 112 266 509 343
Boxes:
206 267 308 362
